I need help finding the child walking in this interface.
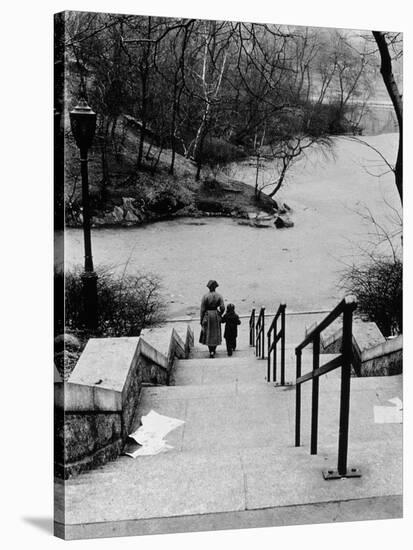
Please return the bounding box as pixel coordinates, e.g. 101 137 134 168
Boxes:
221 303 241 356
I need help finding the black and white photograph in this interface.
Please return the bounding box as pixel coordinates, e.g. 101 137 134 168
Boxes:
2 1 409 548
52 7 403 540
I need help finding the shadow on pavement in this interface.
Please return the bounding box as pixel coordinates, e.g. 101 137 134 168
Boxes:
22 517 53 535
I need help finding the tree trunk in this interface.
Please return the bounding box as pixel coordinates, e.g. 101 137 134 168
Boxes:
254 154 260 199
137 117 147 168
100 117 111 202
169 83 178 175
372 31 403 203
137 18 152 169
268 159 289 197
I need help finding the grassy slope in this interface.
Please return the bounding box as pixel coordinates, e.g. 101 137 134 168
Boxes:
64 117 278 226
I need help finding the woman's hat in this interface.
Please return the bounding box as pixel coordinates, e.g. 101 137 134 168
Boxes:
206 280 219 290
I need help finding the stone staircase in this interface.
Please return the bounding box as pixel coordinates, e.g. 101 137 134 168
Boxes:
55 323 402 540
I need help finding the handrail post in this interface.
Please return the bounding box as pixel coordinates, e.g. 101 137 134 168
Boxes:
253 309 255 346
261 308 265 359
294 296 360 480
295 349 302 447
337 303 353 475
255 315 259 356
310 332 320 455
274 328 277 382
249 308 255 347
280 304 286 386
256 314 261 357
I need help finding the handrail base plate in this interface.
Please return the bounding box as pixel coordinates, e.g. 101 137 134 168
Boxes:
322 467 362 480
273 381 293 388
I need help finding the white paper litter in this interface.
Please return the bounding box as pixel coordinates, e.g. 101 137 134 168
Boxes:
125 410 185 458
374 397 403 424
388 397 403 409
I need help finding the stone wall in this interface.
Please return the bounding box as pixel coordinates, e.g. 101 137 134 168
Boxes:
360 335 403 377
55 325 194 479
54 410 122 478
321 319 385 355
320 322 402 378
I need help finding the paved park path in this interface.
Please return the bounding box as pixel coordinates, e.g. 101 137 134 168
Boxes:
55 319 402 539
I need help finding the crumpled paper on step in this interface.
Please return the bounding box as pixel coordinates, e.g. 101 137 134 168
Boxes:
373 397 402 424
125 410 185 458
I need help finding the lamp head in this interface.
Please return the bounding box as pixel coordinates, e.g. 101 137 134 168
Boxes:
69 98 97 151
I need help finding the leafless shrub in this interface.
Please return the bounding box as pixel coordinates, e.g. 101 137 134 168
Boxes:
60 265 167 337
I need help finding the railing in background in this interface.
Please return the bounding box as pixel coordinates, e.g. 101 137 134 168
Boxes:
255 307 265 359
295 296 361 480
267 303 286 384
249 308 256 347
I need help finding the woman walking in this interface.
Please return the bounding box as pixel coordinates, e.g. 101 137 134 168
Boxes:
199 280 225 358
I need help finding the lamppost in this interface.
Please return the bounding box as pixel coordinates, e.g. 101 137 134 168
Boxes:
69 97 98 331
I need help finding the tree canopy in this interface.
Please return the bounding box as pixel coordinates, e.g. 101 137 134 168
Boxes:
59 12 386 188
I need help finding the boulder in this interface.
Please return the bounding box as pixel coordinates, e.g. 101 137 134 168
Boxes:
122 197 143 222
256 211 273 221
91 216 105 226
274 216 294 228
124 210 140 223
277 202 292 215
102 211 118 225
175 204 199 217
112 206 124 222
122 197 135 208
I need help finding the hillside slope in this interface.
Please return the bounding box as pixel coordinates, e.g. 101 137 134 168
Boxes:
64 115 279 227
64 133 401 316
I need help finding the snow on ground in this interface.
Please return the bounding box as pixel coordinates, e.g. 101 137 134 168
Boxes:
64 134 401 318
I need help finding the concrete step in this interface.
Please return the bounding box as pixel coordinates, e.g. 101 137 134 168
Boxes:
190 347 253 359
173 356 266 386
189 345 315 359
177 355 257 368
56 317 403 539
173 353 341 386
59 374 402 537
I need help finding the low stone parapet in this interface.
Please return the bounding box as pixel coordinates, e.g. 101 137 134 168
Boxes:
321 319 386 355
54 325 193 479
318 319 401 377
360 334 402 376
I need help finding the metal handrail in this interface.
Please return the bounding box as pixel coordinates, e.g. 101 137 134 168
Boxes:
255 307 265 359
296 296 356 352
295 296 361 480
249 308 256 347
267 303 286 383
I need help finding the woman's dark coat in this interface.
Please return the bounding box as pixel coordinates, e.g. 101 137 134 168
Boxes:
199 291 225 346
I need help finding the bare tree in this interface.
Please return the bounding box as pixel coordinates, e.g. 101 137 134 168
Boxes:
185 20 234 180
372 31 403 203
62 14 385 208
